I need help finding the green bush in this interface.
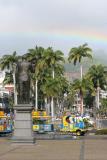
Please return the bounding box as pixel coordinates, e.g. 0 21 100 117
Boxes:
83 118 94 128
95 129 107 135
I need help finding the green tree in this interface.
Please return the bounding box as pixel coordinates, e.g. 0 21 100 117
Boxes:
40 47 65 78
68 43 93 79
87 65 107 89
0 52 18 105
41 47 65 117
41 75 68 114
64 84 77 111
24 46 45 110
71 77 94 114
0 51 18 70
3 72 13 85
98 99 107 117
87 64 107 110
68 43 93 114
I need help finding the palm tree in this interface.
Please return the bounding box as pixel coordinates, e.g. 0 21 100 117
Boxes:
68 43 93 114
41 76 67 115
24 46 45 110
87 64 107 109
42 47 65 77
41 77 58 116
25 46 44 63
68 43 93 79
0 52 18 105
35 59 65 114
72 77 94 114
41 47 65 117
56 76 69 112
3 72 13 85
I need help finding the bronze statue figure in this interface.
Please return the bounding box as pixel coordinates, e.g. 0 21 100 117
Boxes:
16 58 32 104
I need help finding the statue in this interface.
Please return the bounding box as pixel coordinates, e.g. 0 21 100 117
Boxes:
16 58 33 104
13 58 35 144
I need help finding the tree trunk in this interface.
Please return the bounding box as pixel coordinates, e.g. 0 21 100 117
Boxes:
35 79 38 110
45 97 48 113
51 68 55 119
52 68 55 79
80 94 83 115
80 64 83 80
80 65 83 114
96 87 100 109
13 71 17 105
51 97 54 120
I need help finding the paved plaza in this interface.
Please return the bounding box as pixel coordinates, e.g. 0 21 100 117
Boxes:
0 136 107 160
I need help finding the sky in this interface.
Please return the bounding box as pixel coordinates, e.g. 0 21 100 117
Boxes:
0 0 107 56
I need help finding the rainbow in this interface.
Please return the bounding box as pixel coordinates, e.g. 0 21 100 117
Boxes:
38 29 107 44
1 29 107 45
24 30 107 44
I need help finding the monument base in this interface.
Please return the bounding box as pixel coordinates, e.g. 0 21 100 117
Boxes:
11 136 35 144
12 104 35 144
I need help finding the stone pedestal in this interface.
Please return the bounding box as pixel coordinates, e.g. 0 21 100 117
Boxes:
12 104 35 143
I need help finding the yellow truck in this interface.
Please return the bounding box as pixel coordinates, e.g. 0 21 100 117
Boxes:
32 110 53 133
60 115 87 136
0 111 13 134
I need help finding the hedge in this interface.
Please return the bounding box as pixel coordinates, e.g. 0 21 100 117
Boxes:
95 129 107 135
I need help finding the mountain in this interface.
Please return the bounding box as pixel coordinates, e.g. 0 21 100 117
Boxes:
93 49 107 65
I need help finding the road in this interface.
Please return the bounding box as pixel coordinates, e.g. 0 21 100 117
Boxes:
0 134 106 160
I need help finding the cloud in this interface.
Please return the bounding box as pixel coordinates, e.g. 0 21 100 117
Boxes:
0 0 107 54
0 0 107 33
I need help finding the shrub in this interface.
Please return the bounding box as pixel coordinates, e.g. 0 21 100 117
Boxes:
95 129 107 135
83 118 94 128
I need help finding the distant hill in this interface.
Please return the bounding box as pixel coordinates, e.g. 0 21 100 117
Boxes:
93 49 107 65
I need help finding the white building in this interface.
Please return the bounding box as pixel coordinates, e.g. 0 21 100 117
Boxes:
0 70 13 108
0 70 5 88
100 90 107 99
